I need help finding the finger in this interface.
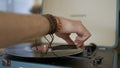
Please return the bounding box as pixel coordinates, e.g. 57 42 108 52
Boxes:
75 38 83 48
77 43 84 48
74 36 83 44
63 37 75 45
82 33 91 42
77 32 91 42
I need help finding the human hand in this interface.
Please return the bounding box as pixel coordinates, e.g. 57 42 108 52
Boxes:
55 17 91 48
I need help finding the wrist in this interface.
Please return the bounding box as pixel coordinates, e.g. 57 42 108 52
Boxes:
43 14 62 34
54 16 62 32
43 14 57 34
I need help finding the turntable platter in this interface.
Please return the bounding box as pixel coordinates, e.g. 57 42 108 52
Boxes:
5 43 83 58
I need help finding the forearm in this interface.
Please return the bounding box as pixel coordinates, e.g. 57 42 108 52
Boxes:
0 11 50 48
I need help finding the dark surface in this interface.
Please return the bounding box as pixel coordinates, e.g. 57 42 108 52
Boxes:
4 49 115 68
118 54 120 68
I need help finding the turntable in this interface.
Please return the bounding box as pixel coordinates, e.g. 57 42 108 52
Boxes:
0 0 119 68
0 43 117 68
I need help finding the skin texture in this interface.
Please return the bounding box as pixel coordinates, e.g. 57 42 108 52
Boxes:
0 11 91 48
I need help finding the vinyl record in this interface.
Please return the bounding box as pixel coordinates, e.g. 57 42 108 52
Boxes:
5 43 83 58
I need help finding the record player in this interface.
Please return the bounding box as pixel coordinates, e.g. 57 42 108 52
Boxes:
0 0 119 68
